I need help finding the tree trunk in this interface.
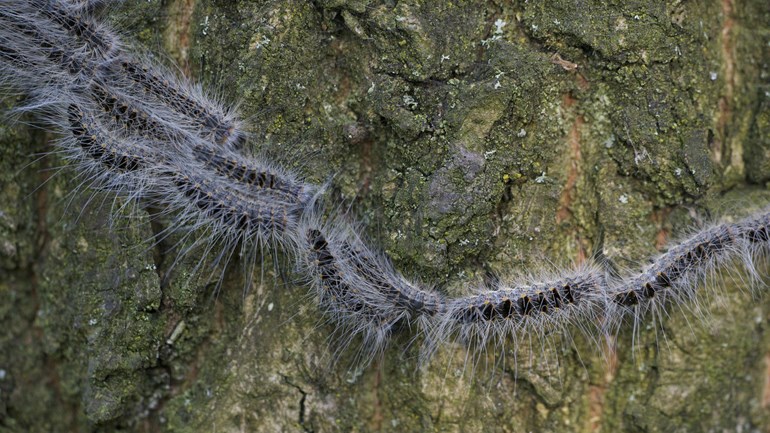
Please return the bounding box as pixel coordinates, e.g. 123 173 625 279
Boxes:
1 0 770 432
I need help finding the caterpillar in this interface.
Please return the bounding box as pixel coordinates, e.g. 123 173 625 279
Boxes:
1 0 768 430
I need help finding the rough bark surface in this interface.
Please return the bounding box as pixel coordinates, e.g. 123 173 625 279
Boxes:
1 0 770 432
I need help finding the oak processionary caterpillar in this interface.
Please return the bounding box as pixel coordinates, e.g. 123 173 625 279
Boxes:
1 0 769 417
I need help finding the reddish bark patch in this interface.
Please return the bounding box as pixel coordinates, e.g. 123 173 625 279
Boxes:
556 93 583 225
556 93 589 262
652 208 672 250
713 0 736 165
164 0 196 75
762 352 770 409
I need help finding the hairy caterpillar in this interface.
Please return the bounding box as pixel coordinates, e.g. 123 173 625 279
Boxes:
1 0 769 430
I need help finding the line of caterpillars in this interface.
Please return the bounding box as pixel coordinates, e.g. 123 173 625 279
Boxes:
3 0 770 354
36 0 770 330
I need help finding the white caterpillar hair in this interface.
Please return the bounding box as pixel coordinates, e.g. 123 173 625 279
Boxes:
1 0 769 380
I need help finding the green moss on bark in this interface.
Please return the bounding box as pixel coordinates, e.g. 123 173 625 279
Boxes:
1 0 769 432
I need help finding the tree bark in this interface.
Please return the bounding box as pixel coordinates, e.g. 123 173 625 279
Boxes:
1 0 770 432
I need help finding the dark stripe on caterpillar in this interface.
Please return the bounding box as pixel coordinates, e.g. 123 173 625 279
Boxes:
306 228 396 321
88 81 187 143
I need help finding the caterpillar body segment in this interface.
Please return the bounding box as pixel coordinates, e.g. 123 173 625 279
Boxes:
169 173 298 240
190 143 314 206
298 216 439 359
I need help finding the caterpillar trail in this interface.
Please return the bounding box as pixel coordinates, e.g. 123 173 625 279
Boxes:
2 0 769 373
